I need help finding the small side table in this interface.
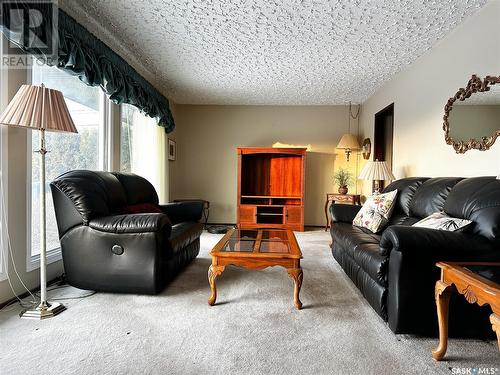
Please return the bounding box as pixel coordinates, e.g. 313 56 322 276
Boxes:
432 262 500 361
324 193 361 231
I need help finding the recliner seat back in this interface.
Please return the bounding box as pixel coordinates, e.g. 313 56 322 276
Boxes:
50 170 159 237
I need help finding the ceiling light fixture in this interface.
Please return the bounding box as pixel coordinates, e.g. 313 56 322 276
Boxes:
337 101 361 162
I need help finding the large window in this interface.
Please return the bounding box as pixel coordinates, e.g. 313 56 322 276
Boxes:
28 64 110 266
0 39 5 280
120 104 166 201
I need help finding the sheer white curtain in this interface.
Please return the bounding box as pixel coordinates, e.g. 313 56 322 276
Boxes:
121 105 168 202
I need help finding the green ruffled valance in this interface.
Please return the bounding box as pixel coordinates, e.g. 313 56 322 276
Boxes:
0 3 174 132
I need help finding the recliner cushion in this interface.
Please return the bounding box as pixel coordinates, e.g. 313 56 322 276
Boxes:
51 170 127 223
169 222 204 255
112 172 159 205
387 214 419 226
331 223 381 259
444 177 500 240
383 177 428 217
353 243 389 287
409 177 463 218
123 203 163 214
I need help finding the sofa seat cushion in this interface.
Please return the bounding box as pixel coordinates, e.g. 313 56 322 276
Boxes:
353 243 389 286
331 222 381 258
122 203 163 214
332 223 389 286
387 214 420 226
169 222 204 255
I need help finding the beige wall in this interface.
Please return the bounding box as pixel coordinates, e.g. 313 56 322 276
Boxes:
359 0 500 196
169 104 363 226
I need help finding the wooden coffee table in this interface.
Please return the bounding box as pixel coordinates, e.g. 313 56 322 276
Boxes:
432 262 500 361
208 228 303 309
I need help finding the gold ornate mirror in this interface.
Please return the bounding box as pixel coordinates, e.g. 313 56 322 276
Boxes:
443 75 500 153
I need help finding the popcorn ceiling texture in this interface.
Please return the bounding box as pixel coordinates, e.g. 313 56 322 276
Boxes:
60 0 487 105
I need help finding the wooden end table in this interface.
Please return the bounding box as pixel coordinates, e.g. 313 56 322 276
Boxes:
324 193 361 231
208 228 303 309
432 262 500 361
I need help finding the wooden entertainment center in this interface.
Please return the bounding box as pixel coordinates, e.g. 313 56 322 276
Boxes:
237 147 306 231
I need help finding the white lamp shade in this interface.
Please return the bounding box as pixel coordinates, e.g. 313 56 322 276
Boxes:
0 84 77 133
337 133 360 150
359 160 395 181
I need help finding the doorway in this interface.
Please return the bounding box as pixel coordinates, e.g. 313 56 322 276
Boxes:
373 103 394 191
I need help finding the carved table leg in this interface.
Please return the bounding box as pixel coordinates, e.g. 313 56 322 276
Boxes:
490 314 500 351
432 280 455 361
324 198 330 231
287 268 303 310
208 265 225 306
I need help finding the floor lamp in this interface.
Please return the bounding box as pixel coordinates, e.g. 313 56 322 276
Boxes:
0 84 77 319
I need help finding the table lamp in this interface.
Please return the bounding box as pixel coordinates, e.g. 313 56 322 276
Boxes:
358 159 395 194
0 84 77 319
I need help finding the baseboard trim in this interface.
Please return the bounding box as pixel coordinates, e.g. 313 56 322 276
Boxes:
0 275 65 309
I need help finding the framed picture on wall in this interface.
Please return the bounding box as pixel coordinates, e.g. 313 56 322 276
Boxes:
168 139 176 161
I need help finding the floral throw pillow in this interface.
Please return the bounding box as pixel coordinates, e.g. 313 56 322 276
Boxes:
352 190 398 233
412 212 472 232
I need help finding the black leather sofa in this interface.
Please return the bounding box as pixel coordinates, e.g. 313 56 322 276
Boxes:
329 177 500 335
50 170 204 294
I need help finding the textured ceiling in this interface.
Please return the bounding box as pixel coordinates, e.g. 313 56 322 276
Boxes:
61 0 487 105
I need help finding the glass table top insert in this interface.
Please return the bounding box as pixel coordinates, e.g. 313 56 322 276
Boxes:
220 229 291 253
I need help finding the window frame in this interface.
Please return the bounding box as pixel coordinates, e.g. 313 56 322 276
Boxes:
0 38 7 281
25 64 113 272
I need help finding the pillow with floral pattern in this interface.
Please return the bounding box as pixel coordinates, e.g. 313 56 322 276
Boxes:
352 190 398 233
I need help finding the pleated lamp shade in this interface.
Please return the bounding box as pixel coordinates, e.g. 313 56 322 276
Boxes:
0 84 77 133
359 160 395 181
336 133 360 150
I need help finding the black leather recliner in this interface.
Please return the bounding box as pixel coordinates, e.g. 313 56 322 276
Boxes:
329 177 500 335
50 170 204 294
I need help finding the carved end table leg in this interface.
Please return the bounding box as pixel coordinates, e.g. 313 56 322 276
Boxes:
208 265 224 306
287 268 303 310
490 314 500 351
432 280 454 361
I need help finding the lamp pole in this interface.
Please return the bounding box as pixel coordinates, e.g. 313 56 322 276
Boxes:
21 127 65 319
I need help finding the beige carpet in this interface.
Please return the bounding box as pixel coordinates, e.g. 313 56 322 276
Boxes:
0 230 498 374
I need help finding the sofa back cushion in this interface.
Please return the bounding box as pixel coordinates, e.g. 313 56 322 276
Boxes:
383 177 428 219
112 172 159 205
409 177 463 218
444 177 500 240
51 170 127 224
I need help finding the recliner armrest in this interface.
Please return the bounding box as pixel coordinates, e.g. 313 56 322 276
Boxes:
159 201 203 224
379 225 499 259
329 203 361 224
89 213 172 235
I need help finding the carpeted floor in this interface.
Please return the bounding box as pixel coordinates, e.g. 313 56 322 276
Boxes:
0 230 498 374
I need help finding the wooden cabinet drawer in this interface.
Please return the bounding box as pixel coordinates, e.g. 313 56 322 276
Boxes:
239 206 256 224
285 206 303 225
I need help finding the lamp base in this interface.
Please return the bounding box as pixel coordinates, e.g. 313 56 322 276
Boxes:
20 302 66 320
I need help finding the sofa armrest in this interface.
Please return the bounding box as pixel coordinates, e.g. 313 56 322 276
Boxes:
89 213 172 235
329 203 361 224
379 225 499 259
159 201 203 224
